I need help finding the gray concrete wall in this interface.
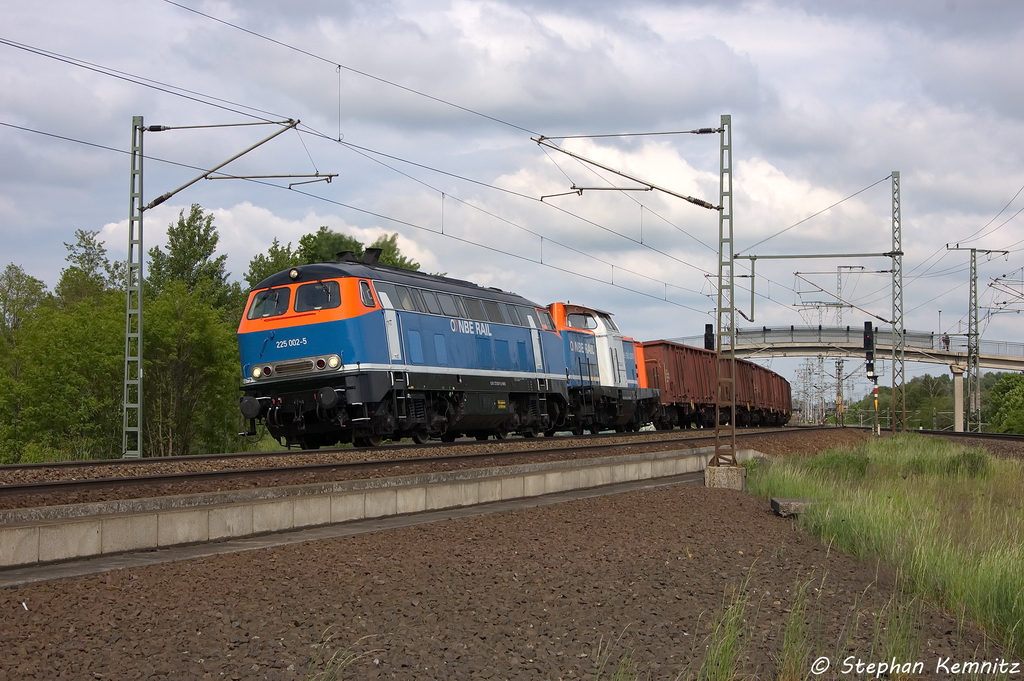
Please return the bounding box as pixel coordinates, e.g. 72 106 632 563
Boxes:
0 446 756 569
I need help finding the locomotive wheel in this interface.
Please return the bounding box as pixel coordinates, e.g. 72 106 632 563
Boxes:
494 429 508 440
522 426 538 438
570 424 584 437
475 433 489 441
543 428 557 437
440 432 458 443
411 429 429 445
354 434 382 447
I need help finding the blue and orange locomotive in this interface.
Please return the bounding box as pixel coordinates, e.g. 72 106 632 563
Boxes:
237 249 659 448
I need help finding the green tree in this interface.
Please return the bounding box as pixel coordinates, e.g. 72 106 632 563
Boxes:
54 230 121 305
148 204 244 313
148 204 227 294
296 226 364 264
989 373 1024 433
0 263 47 345
0 264 48 460
244 238 302 288
144 280 241 457
244 228 421 294
367 232 420 270
1 238 124 462
139 204 248 455
6 291 125 460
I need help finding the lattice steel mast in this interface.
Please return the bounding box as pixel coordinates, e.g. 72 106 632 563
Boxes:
890 171 906 432
712 114 737 465
947 245 1008 432
121 117 319 457
122 117 145 458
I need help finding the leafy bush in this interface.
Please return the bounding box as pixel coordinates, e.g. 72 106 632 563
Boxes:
943 448 991 478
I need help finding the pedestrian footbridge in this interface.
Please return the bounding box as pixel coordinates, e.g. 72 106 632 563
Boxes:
673 326 1024 372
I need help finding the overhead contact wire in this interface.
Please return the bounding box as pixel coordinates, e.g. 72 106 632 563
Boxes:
162 0 540 136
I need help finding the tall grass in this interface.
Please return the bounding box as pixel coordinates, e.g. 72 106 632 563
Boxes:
695 583 750 681
749 434 1024 656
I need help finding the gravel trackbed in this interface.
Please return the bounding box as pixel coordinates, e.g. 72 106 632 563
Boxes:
0 477 999 679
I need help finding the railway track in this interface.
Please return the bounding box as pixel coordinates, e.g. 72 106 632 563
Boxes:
0 427 830 510
915 428 1024 442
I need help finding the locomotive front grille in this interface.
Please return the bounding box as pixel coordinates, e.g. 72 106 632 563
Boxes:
274 359 315 376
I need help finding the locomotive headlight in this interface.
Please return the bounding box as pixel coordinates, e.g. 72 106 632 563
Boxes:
288 268 301 280
251 366 262 379
262 365 272 376
327 355 341 369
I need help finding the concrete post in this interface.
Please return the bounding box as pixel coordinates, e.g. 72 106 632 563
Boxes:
950 365 965 433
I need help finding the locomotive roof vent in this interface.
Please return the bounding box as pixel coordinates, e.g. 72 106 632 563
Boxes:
336 250 359 262
362 247 383 265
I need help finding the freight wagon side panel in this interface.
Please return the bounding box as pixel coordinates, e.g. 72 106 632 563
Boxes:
642 341 716 406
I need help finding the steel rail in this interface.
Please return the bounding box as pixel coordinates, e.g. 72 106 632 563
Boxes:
0 427 810 473
0 427 829 499
845 426 1024 443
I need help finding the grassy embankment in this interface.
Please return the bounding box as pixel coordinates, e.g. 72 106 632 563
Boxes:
748 433 1024 657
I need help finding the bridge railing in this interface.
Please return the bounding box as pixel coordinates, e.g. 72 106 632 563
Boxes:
670 326 1024 359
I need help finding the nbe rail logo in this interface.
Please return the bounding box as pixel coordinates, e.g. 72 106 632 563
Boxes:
450 319 492 337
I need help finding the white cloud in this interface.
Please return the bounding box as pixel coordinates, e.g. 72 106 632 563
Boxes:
2 0 1023 393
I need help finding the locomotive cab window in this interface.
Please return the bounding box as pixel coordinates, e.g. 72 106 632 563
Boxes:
567 313 597 330
359 280 376 307
598 313 619 331
538 310 556 331
247 287 292 319
295 281 341 312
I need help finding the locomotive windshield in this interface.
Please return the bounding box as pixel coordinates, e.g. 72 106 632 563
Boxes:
247 287 291 319
295 281 341 312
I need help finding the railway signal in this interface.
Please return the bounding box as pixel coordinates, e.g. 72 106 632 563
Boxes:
863 321 875 378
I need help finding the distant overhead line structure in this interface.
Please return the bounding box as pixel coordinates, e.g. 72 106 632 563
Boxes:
672 325 1024 371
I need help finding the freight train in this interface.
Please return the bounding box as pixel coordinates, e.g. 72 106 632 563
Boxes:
236 249 790 448
643 341 792 429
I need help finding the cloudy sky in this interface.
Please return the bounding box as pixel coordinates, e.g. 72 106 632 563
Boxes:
2 0 1023 394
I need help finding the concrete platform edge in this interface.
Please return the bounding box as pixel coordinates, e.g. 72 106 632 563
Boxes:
0 446 757 570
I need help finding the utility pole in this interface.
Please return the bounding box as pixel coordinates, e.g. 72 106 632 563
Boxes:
890 172 905 432
121 117 331 457
122 117 145 460
947 245 1009 432
733 174 903 430
532 122 730 459
713 114 737 466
